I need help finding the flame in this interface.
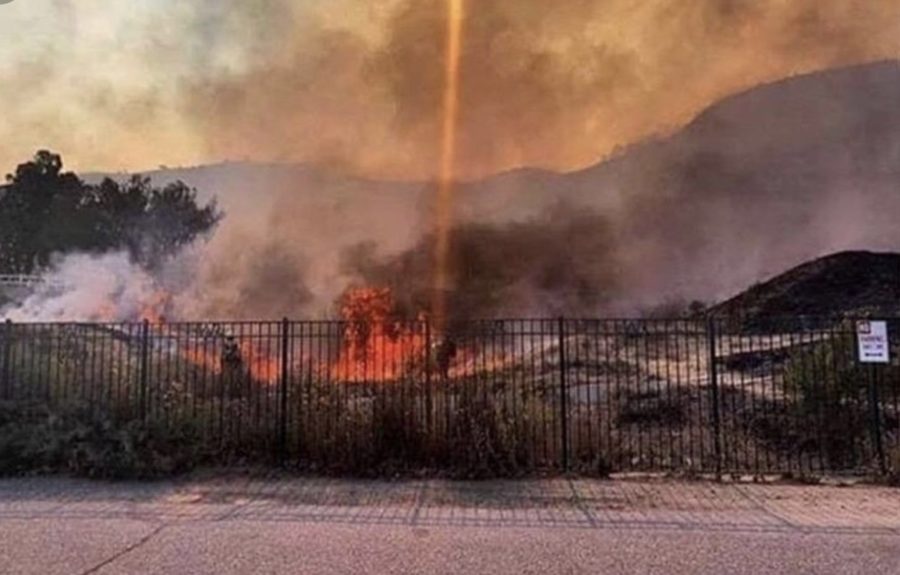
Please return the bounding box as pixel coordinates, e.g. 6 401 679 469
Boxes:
239 339 281 383
178 331 281 384
431 0 466 335
94 301 119 322
331 287 426 382
181 343 221 374
138 289 172 323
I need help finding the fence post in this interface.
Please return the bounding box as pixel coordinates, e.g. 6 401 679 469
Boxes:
706 317 723 480
2 319 12 401
558 317 569 473
279 317 290 465
424 319 433 438
867 364 887 475
139 319 149 421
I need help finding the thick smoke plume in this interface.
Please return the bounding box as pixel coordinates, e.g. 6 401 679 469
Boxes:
1 1 899 176
5 59 900 323
2 3 900 322
3 253 165 323
341 205 619 321
178 0 900 179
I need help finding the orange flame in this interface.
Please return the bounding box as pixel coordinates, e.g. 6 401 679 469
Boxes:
238 339 282 383
138 289 172 323
180 343 221 376
178 331 281 384
331 287 426 382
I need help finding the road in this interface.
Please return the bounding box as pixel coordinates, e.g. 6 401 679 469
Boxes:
1 474 898 574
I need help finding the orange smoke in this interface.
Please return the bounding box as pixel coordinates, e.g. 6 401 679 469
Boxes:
331 287 426 381
431 0 466 334
88 287 171 323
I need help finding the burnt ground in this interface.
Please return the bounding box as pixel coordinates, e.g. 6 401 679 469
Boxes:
711 251 900 328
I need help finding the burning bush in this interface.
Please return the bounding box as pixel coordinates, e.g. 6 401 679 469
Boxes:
331 287 427 381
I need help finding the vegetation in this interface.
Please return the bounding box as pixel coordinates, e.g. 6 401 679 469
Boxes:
0 401 200 479
283 372 562 479
0 150 221 273
773 332 900 470
1 322 898 481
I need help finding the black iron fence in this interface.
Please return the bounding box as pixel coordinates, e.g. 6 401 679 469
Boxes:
1 317 898 477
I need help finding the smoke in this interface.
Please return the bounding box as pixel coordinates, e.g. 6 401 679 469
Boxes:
2 252 165 323
340 204 620 320
109 164 432 321
2 1 899 176
2 2 900 322
173 233 328 321
5 58 899 323
175 0 900 179
0 199 620 323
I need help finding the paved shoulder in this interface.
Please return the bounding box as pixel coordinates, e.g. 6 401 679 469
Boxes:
0 476 898 575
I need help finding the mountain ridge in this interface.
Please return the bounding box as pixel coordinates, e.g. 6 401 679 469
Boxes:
81 59 900 314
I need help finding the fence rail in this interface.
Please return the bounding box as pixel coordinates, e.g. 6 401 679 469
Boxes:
1 317 898 477
0 274 57 287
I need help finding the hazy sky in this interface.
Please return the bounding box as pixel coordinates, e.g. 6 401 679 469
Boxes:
1 0 899 177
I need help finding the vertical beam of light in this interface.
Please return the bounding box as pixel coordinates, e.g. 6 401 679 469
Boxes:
432 0 465 334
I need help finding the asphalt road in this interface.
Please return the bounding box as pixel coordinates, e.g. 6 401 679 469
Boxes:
1 475 898 574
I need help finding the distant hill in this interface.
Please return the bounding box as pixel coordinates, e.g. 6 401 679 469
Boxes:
712 251 900 325
86 60 900 316
583 59 900 308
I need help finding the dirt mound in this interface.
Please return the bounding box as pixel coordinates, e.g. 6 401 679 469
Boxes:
712 251 900 327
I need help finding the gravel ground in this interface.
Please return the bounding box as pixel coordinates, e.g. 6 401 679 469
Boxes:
1 475 898 574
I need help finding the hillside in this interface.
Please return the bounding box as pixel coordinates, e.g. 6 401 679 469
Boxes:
585 60 900 308
87 60 900 316
713 251 900 324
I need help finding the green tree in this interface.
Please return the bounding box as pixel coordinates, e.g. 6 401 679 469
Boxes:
0 151 222 273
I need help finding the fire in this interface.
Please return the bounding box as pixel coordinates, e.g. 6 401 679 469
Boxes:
179 331 281 384
238 339 281 383
138 288 172 323
331 287 426 381
181 344 221 374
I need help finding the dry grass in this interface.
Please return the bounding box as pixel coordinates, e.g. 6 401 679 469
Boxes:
1 323 897 478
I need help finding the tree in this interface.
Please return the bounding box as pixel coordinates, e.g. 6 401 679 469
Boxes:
0 151 222 273
0 151 87 272
87 175 222 269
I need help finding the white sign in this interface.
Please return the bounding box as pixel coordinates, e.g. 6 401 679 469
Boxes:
857 321 890 364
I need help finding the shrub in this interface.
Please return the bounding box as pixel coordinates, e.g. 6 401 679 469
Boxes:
439 380 531 478
0 400 201 479
780 333 898 470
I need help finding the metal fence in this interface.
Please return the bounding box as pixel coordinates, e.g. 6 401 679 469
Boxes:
1 317 898 477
